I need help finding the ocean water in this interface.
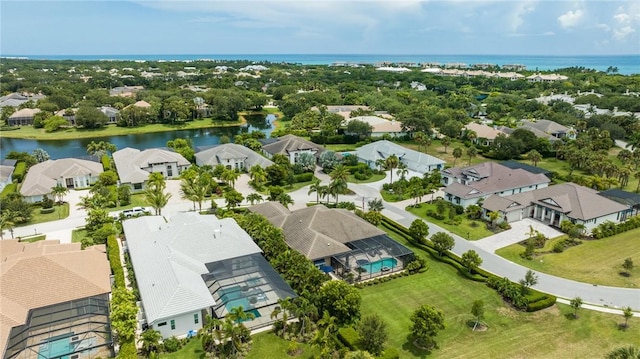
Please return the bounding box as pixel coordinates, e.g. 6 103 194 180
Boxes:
4 54 639 75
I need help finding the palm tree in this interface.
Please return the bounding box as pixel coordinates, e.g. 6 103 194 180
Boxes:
466 146 478 166
0 211 16 240
384 155 399 184
228 305 255 323
308 179 323 204
367 198 384 212
138 329 162 356
246 192 263 205
570 296 582 319
50 184 69 204
277 193 294 209
396 162 409 182
488 211 500 229
414 131 427 152
606 345 640 359
441 136 451 153
329 164 349 204
221 168 240 189
144 177 172 216
249 165 267 189
452 147 463 167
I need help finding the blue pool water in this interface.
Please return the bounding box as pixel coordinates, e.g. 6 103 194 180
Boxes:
38 334 74 359
361 258 398 274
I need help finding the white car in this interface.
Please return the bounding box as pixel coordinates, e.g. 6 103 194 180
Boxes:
122 207 148 218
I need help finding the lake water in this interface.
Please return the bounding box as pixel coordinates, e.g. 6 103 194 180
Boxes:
0 114 275 159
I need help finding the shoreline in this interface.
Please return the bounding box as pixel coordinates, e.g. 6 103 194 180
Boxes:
0 118 246 141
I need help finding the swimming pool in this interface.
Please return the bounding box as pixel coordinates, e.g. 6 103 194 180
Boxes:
360 258 398 274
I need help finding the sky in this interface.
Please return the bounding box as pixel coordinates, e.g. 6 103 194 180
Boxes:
1 0 639 56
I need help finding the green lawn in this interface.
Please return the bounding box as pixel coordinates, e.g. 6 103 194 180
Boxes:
1 118 243 140
160 331 320 359
105 194 149 212
19 234 46 243
19 203 69 226
406 203 495 240
496 228 640 288
360 267 640 359
71 229 87 244
347 173 386 184
324 143 359 152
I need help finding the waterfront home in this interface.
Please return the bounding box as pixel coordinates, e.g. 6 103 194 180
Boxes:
441 162 550 208
20 158 103 203
100 106 120 124
261 134 325 165
7 108 41 126
0 240 112 359
113 147 190 192
354 140 445 174
249 202 413 280
195 143 273 170
123 213 295 338
482 183 631 231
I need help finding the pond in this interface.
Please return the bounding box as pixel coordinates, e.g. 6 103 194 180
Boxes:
0 114 276 159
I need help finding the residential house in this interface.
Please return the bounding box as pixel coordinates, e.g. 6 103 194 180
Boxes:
20 158 103 203
261 134 325 165
520 119 576 141
7 108 41 126
464 123 508 146
0 159 16 192
123 213 295 338
0 240 112 359
195 143 273 171
598 188 640 216
441 162 550 208
346 116 404 137
0 92 46 109
109 86 144 97
482 183 631 231
500 160 553 179
249 203 414 280
526 73 568 83
100 106 120 124
355 140 445 174
113 147 190 192
54 108 77 125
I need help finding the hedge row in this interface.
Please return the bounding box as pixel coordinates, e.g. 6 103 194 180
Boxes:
12 162 26 183
591 216 640 239
101 155 111 171
293 172 314 183
380 216 556 312
106 235 125 291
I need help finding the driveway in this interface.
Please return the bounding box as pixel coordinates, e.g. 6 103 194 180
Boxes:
474 218 564 252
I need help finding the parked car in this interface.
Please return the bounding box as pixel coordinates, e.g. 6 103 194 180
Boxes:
122 207 148 218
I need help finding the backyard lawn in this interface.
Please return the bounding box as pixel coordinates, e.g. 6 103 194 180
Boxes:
496 228 640 288
406 202 495 240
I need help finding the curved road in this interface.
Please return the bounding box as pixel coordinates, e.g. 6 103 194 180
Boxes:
8 171 640 312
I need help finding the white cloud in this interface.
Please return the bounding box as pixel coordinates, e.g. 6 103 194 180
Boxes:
613 25 635 40
596 23 611 32
508 1 535 33
614 13 630 23
557 9 584 29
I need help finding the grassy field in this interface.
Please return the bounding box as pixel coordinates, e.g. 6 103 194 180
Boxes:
360 268 639 359
406 202 495 240
0 118 244 140
159 331 320 359
496 228 640 288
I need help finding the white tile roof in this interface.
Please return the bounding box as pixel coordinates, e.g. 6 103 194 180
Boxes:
195 143 273 168
355 140 445 173
113 147 190 184
123 213 263 324
20 158 103 197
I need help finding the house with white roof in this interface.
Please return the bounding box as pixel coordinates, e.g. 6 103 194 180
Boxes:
261 134 325 165
20 158 103 203
195 143 273 170
441 162 550 208
482 183 631 231
354 140 445 174
526 73 568 83
123 213 295 338
113 147 190 191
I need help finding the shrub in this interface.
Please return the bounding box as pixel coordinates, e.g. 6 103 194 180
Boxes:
107 235 125 289
526 294 557 312
293 172 314 183
162 336 182 353
553 242 565 253
101 155 111 171
337 327 359 350
40 207 55 214
12 162 26 183
116 341 137 359
426 210 445 220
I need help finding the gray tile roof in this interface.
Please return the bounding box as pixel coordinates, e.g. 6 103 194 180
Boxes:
355 140 445 173
113 147 190 184
443 162 550 200
484 183 629 220
262 135 325 157
20 158 103 197
195 143 274 168
123 213 263 324
249 202 385 260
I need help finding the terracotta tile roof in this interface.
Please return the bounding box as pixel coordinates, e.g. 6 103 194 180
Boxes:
0 241 111 354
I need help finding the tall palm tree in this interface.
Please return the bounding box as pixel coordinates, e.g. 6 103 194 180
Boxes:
329 165 349 204
441 136 451 153
221 169 240 189
0 211 16 240
246 192 263 205
228 305 255 323
308 178 323 204
249 165 267 189
466 146 478 166
452 147 463 167
144 182 172 216
384 155 399 184
277 193 294 209
396 162 409 182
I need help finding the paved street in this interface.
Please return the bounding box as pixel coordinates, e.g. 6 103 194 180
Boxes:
6 169 640 312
